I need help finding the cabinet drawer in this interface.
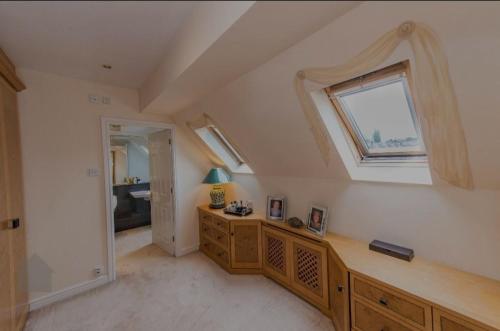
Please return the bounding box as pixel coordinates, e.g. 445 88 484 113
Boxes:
352 275 432 330
199 211 212 224
210 227 229 248
433 309 488 331
353 299 413 331
212 216 229 233
200 237 229 268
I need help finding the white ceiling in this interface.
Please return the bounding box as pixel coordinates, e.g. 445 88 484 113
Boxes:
0 1 196 88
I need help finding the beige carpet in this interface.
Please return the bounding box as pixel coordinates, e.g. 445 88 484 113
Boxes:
26 227 335 331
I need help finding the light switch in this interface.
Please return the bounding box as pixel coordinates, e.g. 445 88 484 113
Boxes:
87 168 100 177
102 96 111 105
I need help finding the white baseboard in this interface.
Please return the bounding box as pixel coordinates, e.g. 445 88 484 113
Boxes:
29 275 109 311
176 243 199 257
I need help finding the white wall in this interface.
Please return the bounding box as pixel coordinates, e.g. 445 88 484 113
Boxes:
174 2 500 280
228 175 500 280
17 68 210 303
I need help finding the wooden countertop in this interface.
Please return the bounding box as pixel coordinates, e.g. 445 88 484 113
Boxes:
198 205 500 329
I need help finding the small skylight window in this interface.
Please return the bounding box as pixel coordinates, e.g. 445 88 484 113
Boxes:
326 61 426 163
189 115 253 174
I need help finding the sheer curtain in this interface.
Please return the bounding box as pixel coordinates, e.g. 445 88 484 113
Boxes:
295 21 473 189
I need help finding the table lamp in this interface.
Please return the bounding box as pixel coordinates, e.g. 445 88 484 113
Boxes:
203 167 231 209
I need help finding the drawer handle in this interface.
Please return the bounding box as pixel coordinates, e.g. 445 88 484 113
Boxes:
379 298 388 306
380 327 390 331
337 285 344 292
216 222 221 226
230 232 234 236
217 253 223 257
204 243 209 248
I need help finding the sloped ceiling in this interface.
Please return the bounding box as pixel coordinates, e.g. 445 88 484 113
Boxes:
141 1 361 114
173 2 500 190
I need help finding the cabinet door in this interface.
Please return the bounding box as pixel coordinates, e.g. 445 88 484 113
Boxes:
262 226 292 285
290 236 329 309
230 220 262 269
0 75 28 330
328 248 350 331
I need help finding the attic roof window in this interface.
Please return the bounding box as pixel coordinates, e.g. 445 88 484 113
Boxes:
313 61 432 185
190 115 253 174
326 61 426 163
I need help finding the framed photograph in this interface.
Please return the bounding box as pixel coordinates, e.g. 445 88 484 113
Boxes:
266 196 286 221
306 205 328 236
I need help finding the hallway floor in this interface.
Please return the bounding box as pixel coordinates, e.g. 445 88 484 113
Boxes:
25 228 334 331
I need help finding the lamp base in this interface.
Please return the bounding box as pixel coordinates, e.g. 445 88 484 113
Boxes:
209 203 226 209
209 185 225 209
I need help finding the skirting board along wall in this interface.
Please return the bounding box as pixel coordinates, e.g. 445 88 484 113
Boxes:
29 276 109 311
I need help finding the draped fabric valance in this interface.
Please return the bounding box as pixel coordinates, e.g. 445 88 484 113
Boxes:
294 21 473 189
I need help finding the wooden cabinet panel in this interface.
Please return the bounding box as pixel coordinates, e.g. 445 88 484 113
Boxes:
0 67 28 331
290 236 329 309
328 248 349 331
352 299 413 331
230 221 262 269
352 275 432 330
262 226 292 285
434 309 489 331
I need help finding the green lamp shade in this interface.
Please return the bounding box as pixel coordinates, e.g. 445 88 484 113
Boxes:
202 168 231 184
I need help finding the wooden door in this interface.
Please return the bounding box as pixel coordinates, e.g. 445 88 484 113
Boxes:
0 63 28 331
149 129 174 255
328 248 350 331
290 236 329 309
230 220 262 269
262 226 291 285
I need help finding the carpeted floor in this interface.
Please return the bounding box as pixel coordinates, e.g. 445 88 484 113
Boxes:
25 227 335 331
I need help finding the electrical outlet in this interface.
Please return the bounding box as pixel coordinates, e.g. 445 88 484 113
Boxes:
88 94 99 104
94 266 102 277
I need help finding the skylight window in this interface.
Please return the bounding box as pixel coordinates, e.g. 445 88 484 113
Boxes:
189 115 253 174
326 61 426 163
313 60 432 185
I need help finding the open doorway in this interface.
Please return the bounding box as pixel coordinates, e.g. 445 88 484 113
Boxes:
101 118 176 281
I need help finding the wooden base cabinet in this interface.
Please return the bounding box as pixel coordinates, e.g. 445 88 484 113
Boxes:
230 220 262 269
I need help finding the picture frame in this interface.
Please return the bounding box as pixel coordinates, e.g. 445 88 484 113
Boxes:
306 204 328 236
266 195 286 221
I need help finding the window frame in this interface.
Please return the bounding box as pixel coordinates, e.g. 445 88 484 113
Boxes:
188 114 253 174
325 61 427 164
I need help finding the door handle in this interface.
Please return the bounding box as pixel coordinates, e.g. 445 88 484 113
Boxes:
7 218 20 229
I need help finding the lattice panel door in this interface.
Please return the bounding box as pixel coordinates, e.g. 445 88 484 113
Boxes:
262 227 291 285
266 235 287 275
291 238 329 309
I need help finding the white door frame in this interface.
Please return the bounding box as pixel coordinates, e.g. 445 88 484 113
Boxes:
101 117 178 282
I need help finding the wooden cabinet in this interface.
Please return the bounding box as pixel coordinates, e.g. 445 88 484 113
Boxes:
230 220 262 269
290 236 329 310
262 225 292 285
328 248 349 331
434 309 490 331
0 50 28 331
198 206 500 331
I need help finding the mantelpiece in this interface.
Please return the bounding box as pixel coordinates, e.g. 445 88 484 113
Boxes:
198 205 500 331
